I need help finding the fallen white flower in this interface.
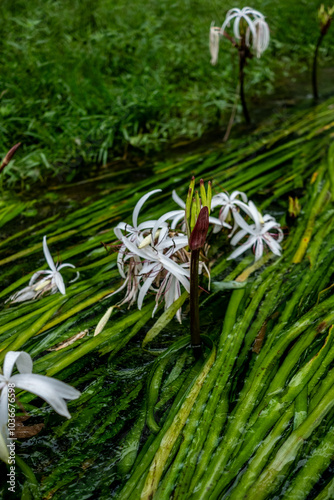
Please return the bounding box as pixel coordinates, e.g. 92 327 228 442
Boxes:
0 351 81 462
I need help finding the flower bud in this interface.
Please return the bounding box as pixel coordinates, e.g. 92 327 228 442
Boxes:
0 143 21 173
189 206 209 250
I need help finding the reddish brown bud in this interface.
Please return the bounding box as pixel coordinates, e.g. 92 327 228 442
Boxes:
0 142 21 173
189 206 209 250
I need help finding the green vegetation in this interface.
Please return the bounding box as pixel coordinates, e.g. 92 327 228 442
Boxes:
0 98 334 498
0 0 333 187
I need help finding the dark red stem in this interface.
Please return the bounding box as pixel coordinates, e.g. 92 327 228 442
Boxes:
190 248 202 358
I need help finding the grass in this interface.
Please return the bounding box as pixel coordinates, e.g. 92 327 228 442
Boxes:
0 0 333 188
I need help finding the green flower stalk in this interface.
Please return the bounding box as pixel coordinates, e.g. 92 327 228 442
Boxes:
186 178 211 357
312 4 334 100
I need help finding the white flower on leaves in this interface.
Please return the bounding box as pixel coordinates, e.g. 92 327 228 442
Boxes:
227 201 283 262
211 190 249 235
0 351 80 462
220 6 269 58
8 236 79 304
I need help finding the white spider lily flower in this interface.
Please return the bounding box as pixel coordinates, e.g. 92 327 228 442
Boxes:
211 190 249 234
210 23 221 65
37 236 79 294
227 201 283 262
113 231 191 322
7 236 79 304
221 7 258 41
0 351 80 462
221 6 269 57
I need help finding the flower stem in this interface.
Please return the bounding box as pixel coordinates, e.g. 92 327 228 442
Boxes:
190 248 202 358
312 32 324 100
239 45 250 124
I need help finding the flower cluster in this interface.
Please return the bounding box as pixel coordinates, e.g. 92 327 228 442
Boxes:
210 6 270 64
111 188 283 318
0 351 80 462
110 190 199 323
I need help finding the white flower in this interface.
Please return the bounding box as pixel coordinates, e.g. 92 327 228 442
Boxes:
8 236 79 303
113 190 168 284
227 201 283 261
111 189 212 322
0 351 81 462
120 231 191 321
220 6 269 58
246 17 270 58
211 190 249 234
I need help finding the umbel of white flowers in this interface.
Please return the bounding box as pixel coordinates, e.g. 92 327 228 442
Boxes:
210 7 270 64
110 188 283 320
7 236 79 304
0 351 81 462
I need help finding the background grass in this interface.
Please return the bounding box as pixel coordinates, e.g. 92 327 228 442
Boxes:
0 0 333 188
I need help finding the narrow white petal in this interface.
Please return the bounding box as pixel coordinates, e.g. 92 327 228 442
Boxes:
107 276 129 299
165 276 176 310
242 13 257 40
208 216 223 226
43 236 57 272
29 270 51 286
265 235 282 256
137 273 157 310
170 212 186 230
57 263 75 271
157 226 169 245
254 238 264 261
172 190 186 209
3 351 33 379
54 272 66 295
114 223 132 241
132 189 162 228
230 190 248 202
233 17 242 39
137 220 161 231
12 374 80 419
227 237 255 260
122 236 155 261
230 228 249 246
159 256 190 292
233 211 256 235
